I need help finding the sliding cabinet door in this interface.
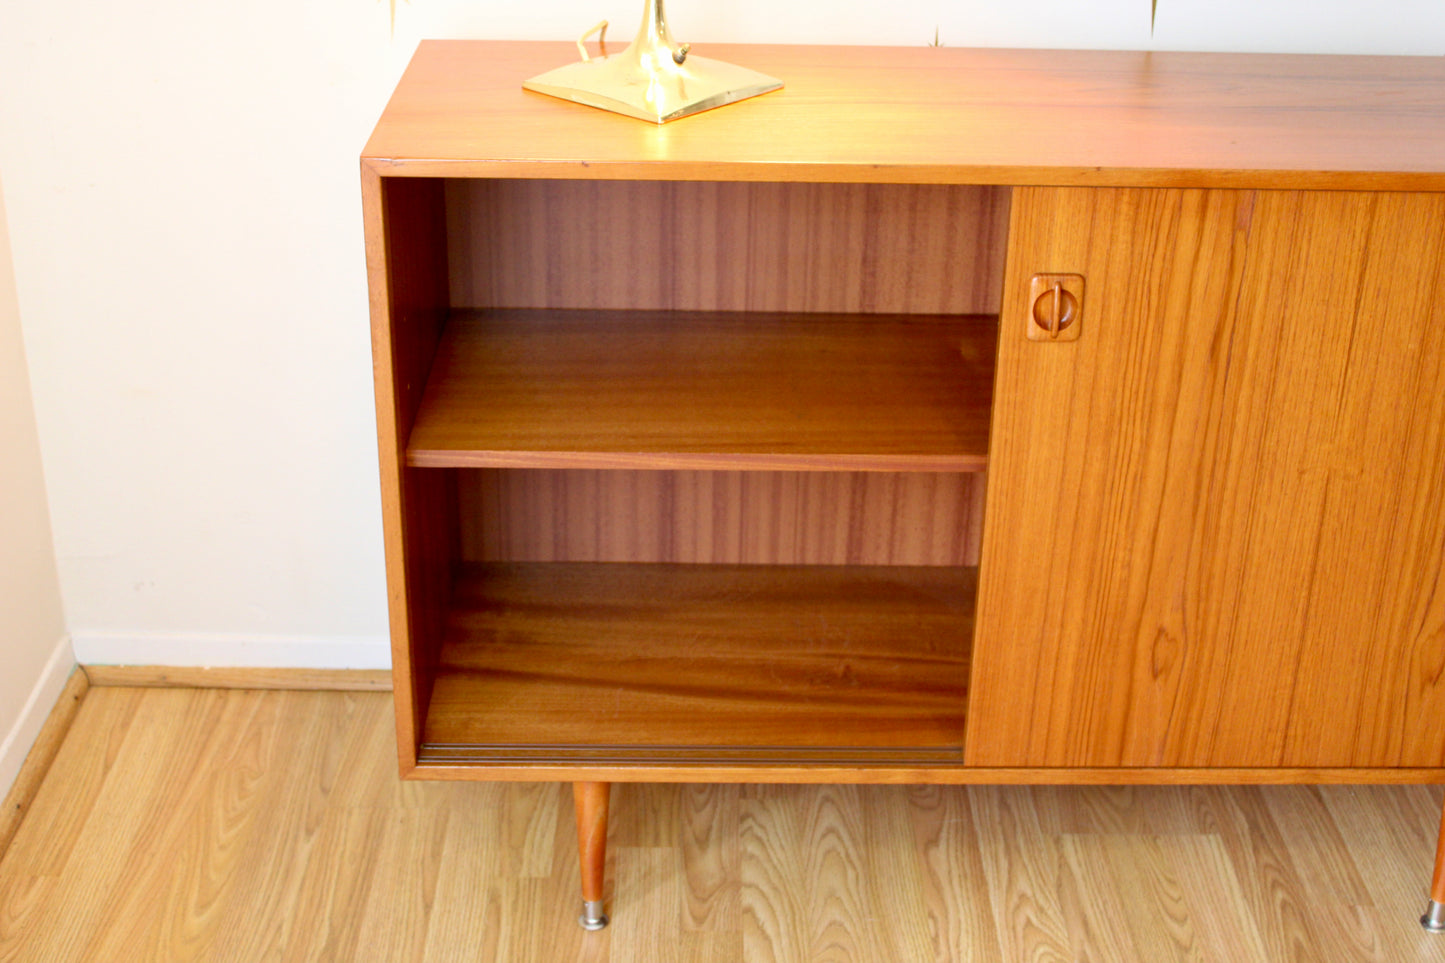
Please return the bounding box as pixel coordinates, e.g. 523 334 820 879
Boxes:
967 187 1445 769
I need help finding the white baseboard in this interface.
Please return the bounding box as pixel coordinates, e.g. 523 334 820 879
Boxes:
70 631 392 670
0 634 75 802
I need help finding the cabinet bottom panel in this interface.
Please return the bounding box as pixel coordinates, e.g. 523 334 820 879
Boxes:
420 562 974 766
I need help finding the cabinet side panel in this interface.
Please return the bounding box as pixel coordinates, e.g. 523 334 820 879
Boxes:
455 469 984 566
968 187 1445 769
446 181 1009 315
366 170 454 769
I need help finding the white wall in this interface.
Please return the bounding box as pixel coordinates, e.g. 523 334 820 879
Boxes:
0 174 72 797
0 0 1441 670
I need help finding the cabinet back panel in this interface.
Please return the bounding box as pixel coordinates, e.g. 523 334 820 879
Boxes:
445 181 1009 315
457 469 984 566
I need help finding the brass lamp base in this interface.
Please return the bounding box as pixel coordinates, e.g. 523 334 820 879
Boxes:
523 0 781 123
525 54 781 124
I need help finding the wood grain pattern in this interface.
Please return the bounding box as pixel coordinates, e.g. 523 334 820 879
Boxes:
406 310 996 471
4 689 1445 962
0 689 271 960
0 669 87 857
363 42 1445 190
1185 786 1334 963
446 180 1008 315
421 563 974 764
1315 783 1445 958
969 785 1072 961
739 785 932 961
968 187 1445 769
458 469 985 567
902 784 1002 961
1248 785 1415 960
0 689 146 879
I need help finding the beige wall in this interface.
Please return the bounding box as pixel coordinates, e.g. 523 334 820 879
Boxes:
0 174 70 797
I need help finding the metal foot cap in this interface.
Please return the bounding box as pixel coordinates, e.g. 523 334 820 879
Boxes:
1422 900 1445 932
579 899 609 930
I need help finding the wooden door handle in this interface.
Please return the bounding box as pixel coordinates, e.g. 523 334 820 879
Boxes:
1033 282 1078 338
1026 273 1085 342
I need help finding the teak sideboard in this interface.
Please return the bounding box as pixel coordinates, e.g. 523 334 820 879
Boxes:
362 41 1445 929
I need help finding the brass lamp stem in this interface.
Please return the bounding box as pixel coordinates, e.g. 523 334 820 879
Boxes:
636 0 673 48
631 0 690 65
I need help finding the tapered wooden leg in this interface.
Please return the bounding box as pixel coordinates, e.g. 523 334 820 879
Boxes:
1424 794 1445 931
573 781 611 930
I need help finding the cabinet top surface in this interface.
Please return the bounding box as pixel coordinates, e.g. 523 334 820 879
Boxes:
362 41 1445 189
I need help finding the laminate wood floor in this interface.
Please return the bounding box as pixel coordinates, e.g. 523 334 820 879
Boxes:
2 687 1444 962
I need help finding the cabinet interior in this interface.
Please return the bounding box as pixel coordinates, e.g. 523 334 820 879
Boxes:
380 176 1013 767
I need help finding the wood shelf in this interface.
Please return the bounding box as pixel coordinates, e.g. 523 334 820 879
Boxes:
405 309 996 472
420 562 974 766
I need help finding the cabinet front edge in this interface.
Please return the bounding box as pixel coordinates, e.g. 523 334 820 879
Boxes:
400 763 1445 785
358 157 1445 192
